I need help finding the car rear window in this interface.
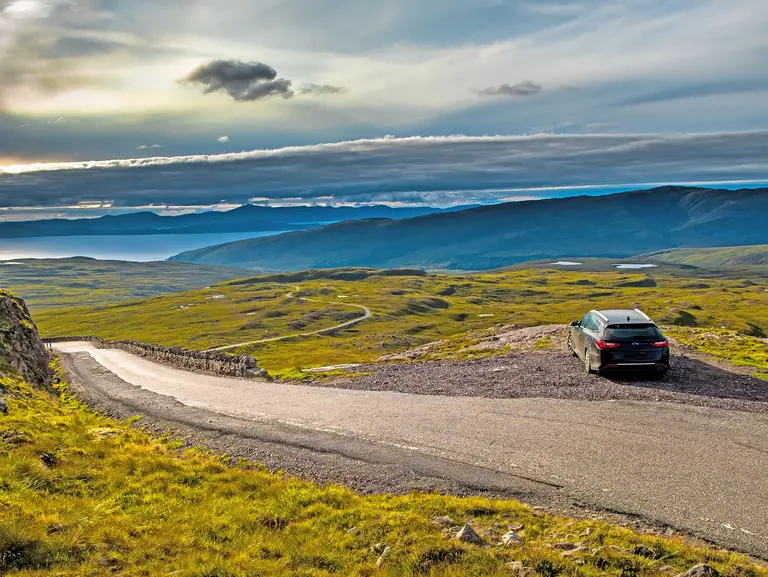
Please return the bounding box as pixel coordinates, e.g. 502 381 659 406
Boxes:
604 324 663 341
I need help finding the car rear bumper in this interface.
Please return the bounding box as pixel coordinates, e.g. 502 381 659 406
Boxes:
597 350 670 372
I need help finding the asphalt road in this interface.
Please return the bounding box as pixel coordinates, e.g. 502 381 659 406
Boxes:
55 341 768 557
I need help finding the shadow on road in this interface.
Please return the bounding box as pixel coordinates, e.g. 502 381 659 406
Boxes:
606 355 768 403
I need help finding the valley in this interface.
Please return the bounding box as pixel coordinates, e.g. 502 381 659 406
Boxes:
31 263 768 379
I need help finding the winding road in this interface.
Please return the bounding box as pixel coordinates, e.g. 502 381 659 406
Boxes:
54 340 768 558
207 287 373 352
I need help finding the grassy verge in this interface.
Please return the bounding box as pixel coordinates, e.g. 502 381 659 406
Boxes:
34 268 768 374
1 363 766 576
667 328 768 380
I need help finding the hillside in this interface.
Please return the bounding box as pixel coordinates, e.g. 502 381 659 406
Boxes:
0 258 248 308
35 265 768 376
0 204 467 239
171 187 768 271
6 295 764 575
640 245 768 267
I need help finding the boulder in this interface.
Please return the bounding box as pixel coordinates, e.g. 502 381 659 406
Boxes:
456 524 485 545
677 565 720 577
0 293 51 386
501 530 523 546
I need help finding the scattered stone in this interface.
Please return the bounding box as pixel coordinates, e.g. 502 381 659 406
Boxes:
633 545 655 558
677 564 720 577
552 542 578 551
90 427 121 440
372 543 386 553
0 399 7 415
456 524 485 545
2 430 32 445
40 452 58 468
562 546 590 557
46 523 65 534
346 526 358 534
376 546 392 568
430 516 454 527
501 530 523 546
580 527 593 537
507 561 535 576
511 524 525 531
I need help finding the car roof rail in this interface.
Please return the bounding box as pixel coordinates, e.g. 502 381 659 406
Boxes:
592 310 609 322
634 308 652 321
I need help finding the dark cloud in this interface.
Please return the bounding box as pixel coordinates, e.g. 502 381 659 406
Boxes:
1 131 767 208
181 60 294 101
478 81 542 97
300 83 347 95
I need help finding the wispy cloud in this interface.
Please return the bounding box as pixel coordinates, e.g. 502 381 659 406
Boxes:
1 131 766 207
478 81 542 97
300 83 347 96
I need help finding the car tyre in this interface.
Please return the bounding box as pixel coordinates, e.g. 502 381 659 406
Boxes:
652 368 669 381
567 334 577 357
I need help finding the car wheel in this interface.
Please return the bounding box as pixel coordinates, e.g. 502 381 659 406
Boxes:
567 334 577 357
584 350 595 374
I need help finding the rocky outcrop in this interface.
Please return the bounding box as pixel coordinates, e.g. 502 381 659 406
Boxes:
46 336 268 379
0 292 51 385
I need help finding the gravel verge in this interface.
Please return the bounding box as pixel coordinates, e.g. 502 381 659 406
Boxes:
322 351 768 413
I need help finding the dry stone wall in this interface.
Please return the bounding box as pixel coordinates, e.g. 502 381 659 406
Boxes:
45 336 268 379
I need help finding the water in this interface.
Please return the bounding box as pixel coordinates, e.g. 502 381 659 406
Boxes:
615 264 658 269
0 232 285 262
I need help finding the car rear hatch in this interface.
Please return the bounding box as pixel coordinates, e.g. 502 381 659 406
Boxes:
603 324 666 364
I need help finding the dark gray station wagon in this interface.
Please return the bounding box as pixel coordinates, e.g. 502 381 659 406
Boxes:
567 309 670 376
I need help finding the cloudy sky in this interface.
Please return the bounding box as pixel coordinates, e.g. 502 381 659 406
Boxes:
0 0 767 214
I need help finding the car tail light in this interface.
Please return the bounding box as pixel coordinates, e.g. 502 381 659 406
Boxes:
595 340 621 349
651 340 669 347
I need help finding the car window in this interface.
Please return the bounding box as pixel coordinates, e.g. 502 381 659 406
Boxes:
582 313 598 331
604 324 663 341
580 313 591 328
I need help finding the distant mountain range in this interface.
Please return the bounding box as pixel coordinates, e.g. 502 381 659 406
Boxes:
0 204 473 238
170 187 768 271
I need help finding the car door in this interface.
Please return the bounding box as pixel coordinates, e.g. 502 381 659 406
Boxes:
574 312 592 357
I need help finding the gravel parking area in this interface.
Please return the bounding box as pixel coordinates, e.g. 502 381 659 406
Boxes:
323 350 768 413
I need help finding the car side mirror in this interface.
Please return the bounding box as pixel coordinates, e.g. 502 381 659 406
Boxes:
570 321 580 327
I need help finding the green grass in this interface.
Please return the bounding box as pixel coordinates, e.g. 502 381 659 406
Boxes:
34 267 768 374
1 363 766 576
0 258 248 309
668 328 768 380
639 246 768 267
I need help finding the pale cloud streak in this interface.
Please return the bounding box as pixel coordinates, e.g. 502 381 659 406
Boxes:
1 131 766 208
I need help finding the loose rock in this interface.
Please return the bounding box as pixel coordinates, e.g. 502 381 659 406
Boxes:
0 399 7 415
677 564 720 577
376 546 392 568
501 530 523 546
456 524 485 545
552 542 578 551
430 516 454 527
562 546 590 557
